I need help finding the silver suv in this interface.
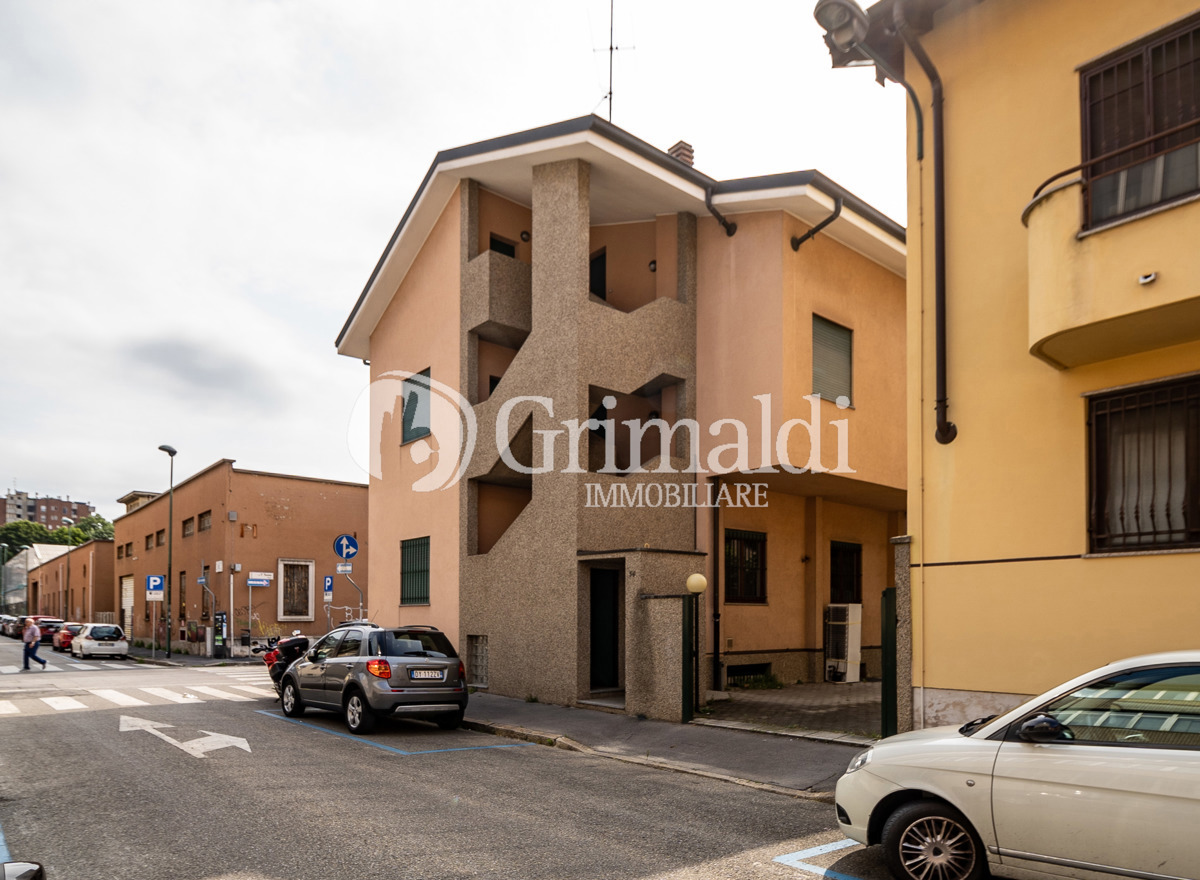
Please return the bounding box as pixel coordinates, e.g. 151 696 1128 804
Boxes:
279 623 468 734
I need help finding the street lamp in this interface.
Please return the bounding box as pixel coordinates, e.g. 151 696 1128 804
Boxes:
685 573 708 721
158 445 177 659
61 517 74 621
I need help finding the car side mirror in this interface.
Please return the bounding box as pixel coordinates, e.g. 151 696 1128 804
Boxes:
1016 713 1066 743
306 649 319 662
4 863 46 880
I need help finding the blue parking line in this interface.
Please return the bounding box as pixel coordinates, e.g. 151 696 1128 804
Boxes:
774 838 863 880
0 814 11 862
256 710 534 755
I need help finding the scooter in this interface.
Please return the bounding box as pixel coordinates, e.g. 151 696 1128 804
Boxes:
251 631 310 697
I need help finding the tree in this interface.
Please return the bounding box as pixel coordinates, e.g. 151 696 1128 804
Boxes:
73 514 114 542
0 520 54 555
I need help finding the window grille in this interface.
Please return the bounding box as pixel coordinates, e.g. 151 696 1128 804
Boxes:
401 536 431 605
198 510 212 531
1089 375 1200 550
724 529 767 603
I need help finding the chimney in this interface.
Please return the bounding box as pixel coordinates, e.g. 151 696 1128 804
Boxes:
668 140 694 167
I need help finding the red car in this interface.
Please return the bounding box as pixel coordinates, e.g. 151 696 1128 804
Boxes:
29 616 64 644
53 622 83 652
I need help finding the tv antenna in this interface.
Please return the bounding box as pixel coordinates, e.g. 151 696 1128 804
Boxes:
594 0 634 121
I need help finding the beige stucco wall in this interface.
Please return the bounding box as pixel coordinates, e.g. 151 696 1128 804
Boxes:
902 0 1200 723
369 187 462 642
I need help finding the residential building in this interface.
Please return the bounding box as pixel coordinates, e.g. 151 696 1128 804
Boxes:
5 490 95 528
337 116 906 721
2 544 69 617
112 460 368 655
820 0 1200 726
26 539 114 622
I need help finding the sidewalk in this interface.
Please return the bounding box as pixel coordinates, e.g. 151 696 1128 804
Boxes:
126 644 258 668
462 692 865 801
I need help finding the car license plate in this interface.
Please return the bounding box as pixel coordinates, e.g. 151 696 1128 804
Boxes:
410 669 443 680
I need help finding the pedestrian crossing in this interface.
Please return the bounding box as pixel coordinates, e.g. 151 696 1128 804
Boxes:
0 660 148 674
0 682 277 716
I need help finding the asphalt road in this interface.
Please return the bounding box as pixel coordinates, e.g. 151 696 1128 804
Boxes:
0 639 889 880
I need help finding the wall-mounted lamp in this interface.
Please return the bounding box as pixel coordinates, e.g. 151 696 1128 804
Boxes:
520 230 531 242
648 260 657 272
362 359 371 367
1138 272 1157 286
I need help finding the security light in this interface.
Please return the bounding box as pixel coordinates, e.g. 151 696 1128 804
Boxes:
814 0 870 52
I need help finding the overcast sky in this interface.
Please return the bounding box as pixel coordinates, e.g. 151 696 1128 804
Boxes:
1 0 906 522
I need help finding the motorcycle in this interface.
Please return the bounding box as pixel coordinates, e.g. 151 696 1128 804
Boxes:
251 631 310 697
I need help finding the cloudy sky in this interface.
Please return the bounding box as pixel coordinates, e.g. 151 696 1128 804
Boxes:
1 0 905 522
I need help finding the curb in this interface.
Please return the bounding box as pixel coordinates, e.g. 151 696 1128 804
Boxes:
462 719 834 803
692 718 876 748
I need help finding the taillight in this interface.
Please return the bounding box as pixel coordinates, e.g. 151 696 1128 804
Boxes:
366 659 391 679
458 660 465 682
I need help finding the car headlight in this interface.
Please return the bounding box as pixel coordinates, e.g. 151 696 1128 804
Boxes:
845 748 873 774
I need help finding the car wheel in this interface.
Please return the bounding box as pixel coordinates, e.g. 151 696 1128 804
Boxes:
881 800 987 880
280 680 305 717
436 709 464 730
344 691 376 735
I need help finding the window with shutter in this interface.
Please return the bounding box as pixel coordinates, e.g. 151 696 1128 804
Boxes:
813 315 852 404
401 537 430 605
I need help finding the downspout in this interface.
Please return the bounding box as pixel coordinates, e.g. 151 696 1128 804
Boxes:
791 197 843 250
705 187 738 237
710 475 722 690
895 1 956 444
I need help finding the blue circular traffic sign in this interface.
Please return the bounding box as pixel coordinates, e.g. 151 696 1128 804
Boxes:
334 534 359 560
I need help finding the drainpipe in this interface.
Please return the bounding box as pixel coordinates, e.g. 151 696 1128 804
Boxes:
895 2 956 444
791 197 843 251
704 187 738 237
710 475 722 690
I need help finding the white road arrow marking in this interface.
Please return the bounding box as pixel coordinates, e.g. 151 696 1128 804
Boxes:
119 715 251 759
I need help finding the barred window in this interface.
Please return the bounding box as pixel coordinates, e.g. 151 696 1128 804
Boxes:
156 529 165 547
278 560 314 620
1089 375 1200 551
402 369 431 444
401 536 430 605
725 529 767 604
1083 15 1200 226
198 510 212 531
182 517 194 537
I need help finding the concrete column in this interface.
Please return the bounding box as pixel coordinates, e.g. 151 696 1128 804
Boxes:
891 535 913 732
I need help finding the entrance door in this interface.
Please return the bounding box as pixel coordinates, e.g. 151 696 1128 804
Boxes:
120 576 134 636
589 568 620 690
830 541 862 604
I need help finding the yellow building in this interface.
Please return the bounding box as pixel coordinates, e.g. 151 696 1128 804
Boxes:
819 0 1200 726
337 117 906 720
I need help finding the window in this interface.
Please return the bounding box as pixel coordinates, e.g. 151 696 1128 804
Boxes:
198 510 212 532
201 565 211 619
278 559 314 620
117 545 124 560
400 537 430 605
156 529 165 547
401 369 431 444
182 517 195 537
178 571 186 618
1089 375 1200 551
145 535 153 551
725 529 767 603
1036 664 1200 747
309 630 343 662
813 315 852 404
334 629 363 658
466 635 488 687
589 249 607 300
124 542 133 557
489 234 516 258
830 541 863 604
1083 15 1200 226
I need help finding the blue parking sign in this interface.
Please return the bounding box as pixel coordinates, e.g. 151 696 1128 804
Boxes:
146 574 164 601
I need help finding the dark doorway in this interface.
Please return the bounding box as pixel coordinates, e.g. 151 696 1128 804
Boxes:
830 541 863 604
589 568 620 690
589 250 607 300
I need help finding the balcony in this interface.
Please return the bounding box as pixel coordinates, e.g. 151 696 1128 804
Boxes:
1023 178 1200 369
462 249 532 347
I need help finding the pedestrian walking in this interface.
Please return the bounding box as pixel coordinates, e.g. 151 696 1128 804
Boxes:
23 618 47 670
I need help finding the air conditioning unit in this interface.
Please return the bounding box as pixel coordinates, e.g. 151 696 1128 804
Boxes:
824 603 862 683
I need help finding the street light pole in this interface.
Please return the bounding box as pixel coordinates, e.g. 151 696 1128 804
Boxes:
61 517 75 621
158 445 177 659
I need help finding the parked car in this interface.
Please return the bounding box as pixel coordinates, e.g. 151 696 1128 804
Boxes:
835 651 1200 880
70 623 128 659
279 623 468 734
53 622 83 652
0 615 16 637
28 616 64 643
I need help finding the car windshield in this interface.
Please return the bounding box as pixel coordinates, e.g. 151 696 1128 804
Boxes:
66 625 83 633
957 714 997 735
373 630 456 658
89 626 123 639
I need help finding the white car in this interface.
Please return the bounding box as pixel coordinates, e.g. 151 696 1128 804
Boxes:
836 651 1200 880
71 623 128 660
